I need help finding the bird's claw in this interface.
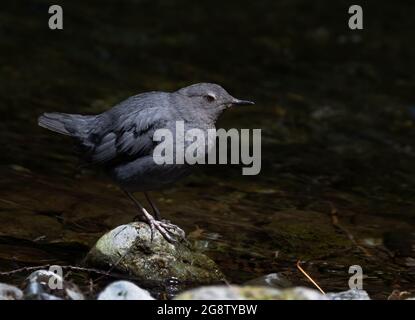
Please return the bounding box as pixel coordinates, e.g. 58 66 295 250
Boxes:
148 218 186 243
162 220 186 239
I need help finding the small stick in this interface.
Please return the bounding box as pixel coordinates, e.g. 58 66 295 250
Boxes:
296 260 326 295
328 202 371 257
0 264 112 277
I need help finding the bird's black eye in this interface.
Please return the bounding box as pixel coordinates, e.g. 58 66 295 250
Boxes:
204 94 216 103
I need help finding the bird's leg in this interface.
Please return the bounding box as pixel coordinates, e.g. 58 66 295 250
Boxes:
144 192 186 239
123 190 185 243
144 192 162 220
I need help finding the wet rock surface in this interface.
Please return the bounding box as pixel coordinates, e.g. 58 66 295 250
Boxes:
0 283 23 300
326 289 370 300
85 222 225 284
98 280 155 300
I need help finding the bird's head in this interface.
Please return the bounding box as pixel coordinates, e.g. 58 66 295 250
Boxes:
175 83 254 121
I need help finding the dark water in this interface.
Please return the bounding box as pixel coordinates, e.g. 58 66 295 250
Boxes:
0 0 415 299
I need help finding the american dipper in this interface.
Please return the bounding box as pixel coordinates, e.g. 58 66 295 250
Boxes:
38 83 254 242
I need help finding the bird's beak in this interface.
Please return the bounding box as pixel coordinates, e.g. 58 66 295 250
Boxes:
231 98 255 106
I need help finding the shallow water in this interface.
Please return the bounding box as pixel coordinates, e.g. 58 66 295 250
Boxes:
0 0 414 299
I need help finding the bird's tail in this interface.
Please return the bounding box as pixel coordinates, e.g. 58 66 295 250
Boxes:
38 112 95 138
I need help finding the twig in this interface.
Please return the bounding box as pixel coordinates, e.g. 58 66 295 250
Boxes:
0 265 51 276
296 260 326 295
0 264 113 277
328 202 371 257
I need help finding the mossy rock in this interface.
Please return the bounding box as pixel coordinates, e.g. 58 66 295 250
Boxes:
85 222 224 283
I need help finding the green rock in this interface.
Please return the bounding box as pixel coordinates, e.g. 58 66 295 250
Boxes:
85 222 224 283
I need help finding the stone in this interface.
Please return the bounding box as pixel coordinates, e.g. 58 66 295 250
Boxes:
23 269 84 300
174 285 327 300
85 222 224 283
0 283 23 300
269 287 327 300
327 289 370 300
98 280 155 300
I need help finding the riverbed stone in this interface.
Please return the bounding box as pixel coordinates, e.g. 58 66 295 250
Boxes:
326 289 370 300
174 285 327 300
175 286 373 300
0 283 23 300
98 280 155 300
22 270 84 300
85 222 224 283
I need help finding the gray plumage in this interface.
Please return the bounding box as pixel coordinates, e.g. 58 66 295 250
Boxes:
38 83 254 192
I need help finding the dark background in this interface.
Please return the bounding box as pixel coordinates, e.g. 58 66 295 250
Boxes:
0 0 414 298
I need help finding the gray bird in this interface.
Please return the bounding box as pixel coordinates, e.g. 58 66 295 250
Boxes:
38 83 254 242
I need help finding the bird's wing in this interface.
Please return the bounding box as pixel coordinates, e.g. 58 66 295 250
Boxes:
82 101 168 165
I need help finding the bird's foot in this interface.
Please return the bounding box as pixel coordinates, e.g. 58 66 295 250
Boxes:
147 218 186 243
124 190 185 244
